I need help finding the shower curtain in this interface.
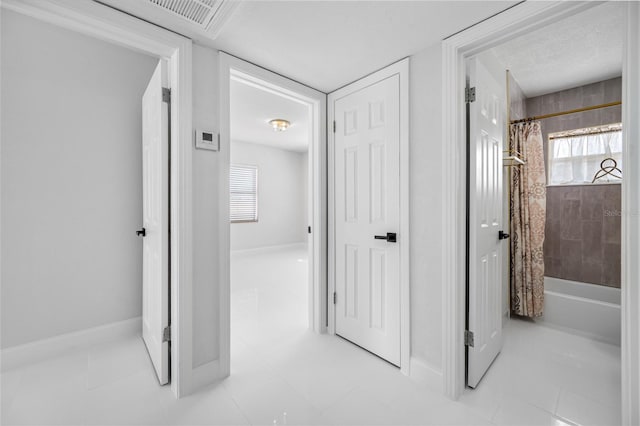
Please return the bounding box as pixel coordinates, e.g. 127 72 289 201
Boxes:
510 121 546 317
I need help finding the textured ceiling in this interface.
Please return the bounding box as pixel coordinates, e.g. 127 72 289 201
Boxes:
231 78 310 152
488 1 624 97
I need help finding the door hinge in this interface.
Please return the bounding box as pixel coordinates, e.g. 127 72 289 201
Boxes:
465 86 476 103
464 330 474 347
333 121 336 133
162 87 171 103
163 326 171 342
308 226 312 234
333 292 337 304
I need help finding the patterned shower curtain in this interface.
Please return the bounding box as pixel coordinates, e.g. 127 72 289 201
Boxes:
510 121 546 317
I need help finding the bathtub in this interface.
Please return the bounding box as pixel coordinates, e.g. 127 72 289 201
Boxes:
538 277 621 346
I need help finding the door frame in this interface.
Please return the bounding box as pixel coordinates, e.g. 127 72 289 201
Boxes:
2 0 194 398
327 58 411 375
218 52 328 376
441 2 640 424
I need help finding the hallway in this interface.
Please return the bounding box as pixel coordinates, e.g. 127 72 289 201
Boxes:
0 244 621 425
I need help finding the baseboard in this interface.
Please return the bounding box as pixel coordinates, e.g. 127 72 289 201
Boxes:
409 357 443 394
231 242 307 256
1 317 141 372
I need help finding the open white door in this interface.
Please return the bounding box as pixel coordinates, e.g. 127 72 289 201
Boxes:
333 73 401 366
141 60 170 385
466 57 506 388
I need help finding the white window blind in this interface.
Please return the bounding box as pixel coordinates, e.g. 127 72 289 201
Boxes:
548 124 622 185
230 164 258 222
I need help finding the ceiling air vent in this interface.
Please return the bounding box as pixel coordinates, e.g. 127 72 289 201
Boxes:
148 0 239 37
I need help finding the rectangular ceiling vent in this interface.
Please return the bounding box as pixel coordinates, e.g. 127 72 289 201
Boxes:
148 0 240 37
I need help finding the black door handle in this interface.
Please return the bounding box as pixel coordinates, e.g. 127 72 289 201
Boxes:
136 228 146 237
498 230 509 240
374 232 397 243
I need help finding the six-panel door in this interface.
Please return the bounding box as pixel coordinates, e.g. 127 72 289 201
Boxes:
467 57 505 388
334 74 401 366
141 60 170 385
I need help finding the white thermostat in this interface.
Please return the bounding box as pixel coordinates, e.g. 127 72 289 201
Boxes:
195 129 219 151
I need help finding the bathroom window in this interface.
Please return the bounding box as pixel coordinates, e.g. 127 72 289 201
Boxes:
230 164 258 222
548 123 622 185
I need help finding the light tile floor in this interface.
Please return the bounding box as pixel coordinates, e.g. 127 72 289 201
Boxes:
1 244 621 425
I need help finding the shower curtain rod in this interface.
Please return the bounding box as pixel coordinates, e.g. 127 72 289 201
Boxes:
509 101 622 124
548 124 623 139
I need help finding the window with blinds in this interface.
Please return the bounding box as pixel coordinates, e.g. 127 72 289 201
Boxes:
230 164 258 222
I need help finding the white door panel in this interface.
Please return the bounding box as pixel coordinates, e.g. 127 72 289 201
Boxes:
334 74 400 366
142 60 170 385
467 57 505 388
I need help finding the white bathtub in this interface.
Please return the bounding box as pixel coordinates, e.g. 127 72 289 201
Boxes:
538 277 621 346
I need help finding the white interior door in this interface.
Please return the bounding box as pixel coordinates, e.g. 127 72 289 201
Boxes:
333 74 401 366
467 57 505 388
141 60 170 385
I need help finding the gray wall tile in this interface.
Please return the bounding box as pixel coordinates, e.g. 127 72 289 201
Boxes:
563 186 582 200
582 221 603 263
560 200 582 240
581 188 604 221
580 261 603 286
545 257 563 278
529 77 622 287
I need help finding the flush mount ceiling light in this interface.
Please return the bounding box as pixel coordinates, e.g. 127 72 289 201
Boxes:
268 119 291 132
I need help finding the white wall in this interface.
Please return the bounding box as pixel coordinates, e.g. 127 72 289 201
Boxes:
191 45 221 368
408 44 444 371
0 10 158 348
230 141 308 251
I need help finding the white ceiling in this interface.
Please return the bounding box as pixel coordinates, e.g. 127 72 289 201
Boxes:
98 0 518 93
213 1 519 92
231 78 310 152
488 1 624 98
98 1 519 142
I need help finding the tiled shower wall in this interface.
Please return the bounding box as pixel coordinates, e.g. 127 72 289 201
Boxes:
524 77 622 287
545 185 621 287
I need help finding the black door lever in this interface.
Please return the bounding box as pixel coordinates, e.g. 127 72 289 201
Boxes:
374 232 397 243
498 230 509 240
136 228 146 237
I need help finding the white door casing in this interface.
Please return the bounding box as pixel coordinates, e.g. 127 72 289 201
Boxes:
142 60 170 385
466 57 505 388
333 74 401 366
